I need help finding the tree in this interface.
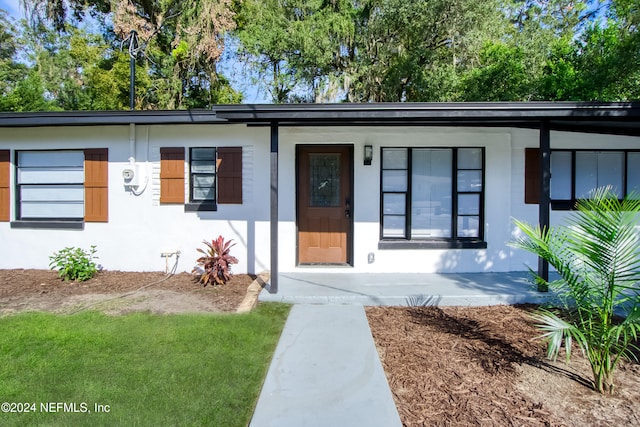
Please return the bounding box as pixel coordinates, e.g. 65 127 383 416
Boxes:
22 0 242 109
234 0 356 103
0 11 49 111
539 21 640 101
511 187 640 394
234 0 508 103
12 0 640 106
461 41 531 101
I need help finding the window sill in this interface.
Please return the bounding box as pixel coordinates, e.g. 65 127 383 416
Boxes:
378 239 487 250
184 202 218 212
550 200 574 211
11 220 84 230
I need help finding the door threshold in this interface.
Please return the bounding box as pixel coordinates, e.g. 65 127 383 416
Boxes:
297 263 353 268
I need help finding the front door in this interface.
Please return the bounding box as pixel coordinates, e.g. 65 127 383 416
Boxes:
297 145 353 265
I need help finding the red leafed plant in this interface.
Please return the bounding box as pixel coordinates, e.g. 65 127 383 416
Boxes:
193 235 239 286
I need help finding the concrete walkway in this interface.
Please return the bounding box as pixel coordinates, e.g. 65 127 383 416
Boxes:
249 304 402 427
251 272 557 426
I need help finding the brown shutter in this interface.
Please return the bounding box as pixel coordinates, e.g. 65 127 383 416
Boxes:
0 150 9 222
84 148 109 222
160 147 185 204
217 147 243 204
525 148 540 204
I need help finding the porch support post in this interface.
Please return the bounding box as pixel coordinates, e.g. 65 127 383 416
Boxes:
269 122 279 293
538 120 550 282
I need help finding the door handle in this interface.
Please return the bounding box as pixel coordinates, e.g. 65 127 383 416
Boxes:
345 198 351 218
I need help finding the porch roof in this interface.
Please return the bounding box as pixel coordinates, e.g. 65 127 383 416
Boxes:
215 101 640 136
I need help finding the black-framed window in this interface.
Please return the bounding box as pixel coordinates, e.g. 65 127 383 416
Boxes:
16 150 84 221
550 150 640 209
380 147 485 248
188 147 217 209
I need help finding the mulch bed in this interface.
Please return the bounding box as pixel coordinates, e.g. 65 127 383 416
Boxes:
0 269 254 313
366 304 640 427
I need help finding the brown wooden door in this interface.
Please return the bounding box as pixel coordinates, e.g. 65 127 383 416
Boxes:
297 145 352 264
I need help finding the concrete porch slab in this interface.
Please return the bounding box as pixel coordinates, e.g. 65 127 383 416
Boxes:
259 271 558 306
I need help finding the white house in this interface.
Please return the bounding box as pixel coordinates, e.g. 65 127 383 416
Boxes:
1 103 639 292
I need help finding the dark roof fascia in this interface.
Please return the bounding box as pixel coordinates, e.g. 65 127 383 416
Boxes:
549 120 640 137
0 109 224 127
2 103 640 135
214 102 640 124
246 119 537 129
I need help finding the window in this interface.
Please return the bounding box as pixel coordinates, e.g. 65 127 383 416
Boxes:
526 149 640 209
553 150 640 208
12 149 108 227
160 146 242 210
189 147 217 203
380 147 485 248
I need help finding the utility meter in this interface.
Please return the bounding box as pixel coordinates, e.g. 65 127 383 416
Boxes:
122 168 135 181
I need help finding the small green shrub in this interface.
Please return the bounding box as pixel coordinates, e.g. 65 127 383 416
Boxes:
49 245 99 282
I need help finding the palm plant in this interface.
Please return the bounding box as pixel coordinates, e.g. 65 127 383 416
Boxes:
511 187 640 394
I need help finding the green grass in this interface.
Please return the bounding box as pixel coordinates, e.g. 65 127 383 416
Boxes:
0 304 290 426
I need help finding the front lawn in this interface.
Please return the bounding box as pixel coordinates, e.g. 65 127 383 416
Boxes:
0 303 290 426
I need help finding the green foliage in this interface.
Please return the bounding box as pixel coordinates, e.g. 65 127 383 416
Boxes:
4 0 639 108
511 187 640 394
193 236 239 286
49 245 99 282
462 41 531 101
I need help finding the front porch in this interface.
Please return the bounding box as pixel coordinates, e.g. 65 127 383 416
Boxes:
260 272 559 306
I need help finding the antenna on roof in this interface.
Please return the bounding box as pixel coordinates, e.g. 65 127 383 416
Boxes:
127 30 139 111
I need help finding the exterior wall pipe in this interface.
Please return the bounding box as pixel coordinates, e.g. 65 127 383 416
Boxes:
129 123 136 163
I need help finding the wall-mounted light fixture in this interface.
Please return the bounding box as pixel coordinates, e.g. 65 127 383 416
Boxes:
364 144 373 165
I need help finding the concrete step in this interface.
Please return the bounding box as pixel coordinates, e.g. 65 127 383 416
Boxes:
259 272 558 307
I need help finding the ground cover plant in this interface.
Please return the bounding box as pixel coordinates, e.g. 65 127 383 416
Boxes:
0 304 290 426
49 245 99 282
511 187 640 394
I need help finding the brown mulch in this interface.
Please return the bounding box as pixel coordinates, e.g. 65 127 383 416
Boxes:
366 305 640 427
0 269 255 315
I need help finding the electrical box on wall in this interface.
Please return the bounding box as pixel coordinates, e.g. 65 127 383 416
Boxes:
122 164 141 187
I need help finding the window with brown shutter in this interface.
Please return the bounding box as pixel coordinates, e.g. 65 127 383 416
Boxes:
217 147 243 204
0 150 9 221
525 148 540 204
160 147 185 204
84 148 109 222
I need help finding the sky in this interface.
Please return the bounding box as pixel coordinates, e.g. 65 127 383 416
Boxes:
0 0 23 18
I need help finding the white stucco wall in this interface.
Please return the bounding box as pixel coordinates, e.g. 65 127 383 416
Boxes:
278 126 515 273
0 124 271 274
2 123 639 275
